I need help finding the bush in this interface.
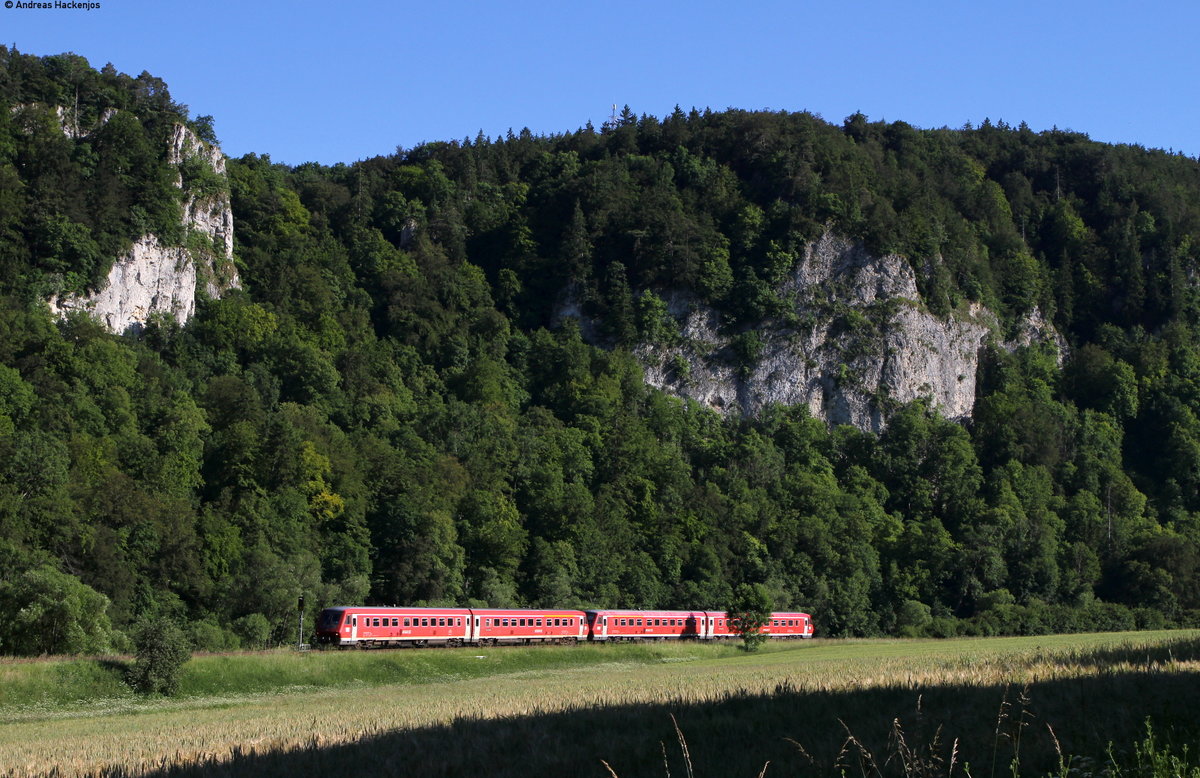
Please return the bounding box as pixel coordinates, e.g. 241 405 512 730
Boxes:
0 564 116 655
896 599 933 637
232 613 273 650
189 618 241 652
128 618 192 695
927 616 961 638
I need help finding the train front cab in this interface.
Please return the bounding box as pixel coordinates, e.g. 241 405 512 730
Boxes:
318 607 474 647
315 607 351 646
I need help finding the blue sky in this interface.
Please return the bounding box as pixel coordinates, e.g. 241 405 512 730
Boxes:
6 0 1199 166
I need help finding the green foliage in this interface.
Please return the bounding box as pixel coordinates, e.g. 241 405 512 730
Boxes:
5 54 1200 653
0 48 196 299
1104 719 1200 778
0 564 117 655
232 613 273 650
727 583 773 651
128 617 192 695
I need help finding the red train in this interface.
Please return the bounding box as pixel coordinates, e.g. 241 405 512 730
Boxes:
315 605 813 648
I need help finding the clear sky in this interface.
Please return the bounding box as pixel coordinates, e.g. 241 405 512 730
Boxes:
6 0 1198 166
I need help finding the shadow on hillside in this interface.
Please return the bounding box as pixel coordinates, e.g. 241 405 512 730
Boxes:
103 657 1200 778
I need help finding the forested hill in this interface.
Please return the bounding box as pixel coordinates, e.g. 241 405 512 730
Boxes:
2 49 1200 655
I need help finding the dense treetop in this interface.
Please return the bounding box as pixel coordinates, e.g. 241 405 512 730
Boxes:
2 51 1200 653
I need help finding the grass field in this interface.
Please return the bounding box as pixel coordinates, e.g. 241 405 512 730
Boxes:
2 631 1199 777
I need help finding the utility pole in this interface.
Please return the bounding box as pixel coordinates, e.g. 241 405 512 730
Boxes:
297 595 306 650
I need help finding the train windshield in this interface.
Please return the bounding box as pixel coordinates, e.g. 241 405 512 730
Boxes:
318 610 342 629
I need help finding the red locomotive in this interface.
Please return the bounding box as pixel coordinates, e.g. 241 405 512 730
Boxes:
316 605 813 647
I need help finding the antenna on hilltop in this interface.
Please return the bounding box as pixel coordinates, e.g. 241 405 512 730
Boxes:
602 103 620 132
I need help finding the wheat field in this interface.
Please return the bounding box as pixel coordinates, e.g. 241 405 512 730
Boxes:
2 631 1198 777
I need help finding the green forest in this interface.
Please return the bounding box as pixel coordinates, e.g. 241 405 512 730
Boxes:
2 49 1199 654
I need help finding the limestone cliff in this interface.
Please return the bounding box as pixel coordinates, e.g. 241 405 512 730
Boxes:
48 122 238 333
561 233 1063 431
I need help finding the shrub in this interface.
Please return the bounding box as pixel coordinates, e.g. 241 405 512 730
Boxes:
233 613 273 650
896 599 933 637
0 564 116 655
128 618 192 695
189 618 241 652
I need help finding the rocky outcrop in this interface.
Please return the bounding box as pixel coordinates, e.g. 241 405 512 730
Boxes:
562 233 1062 431
49 124 238 333
53 236 202 332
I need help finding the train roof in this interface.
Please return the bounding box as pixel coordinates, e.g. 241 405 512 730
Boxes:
584 609 710 616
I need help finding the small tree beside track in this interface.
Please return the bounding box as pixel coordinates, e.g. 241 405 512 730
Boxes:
128 617 192 695
727 583 773 652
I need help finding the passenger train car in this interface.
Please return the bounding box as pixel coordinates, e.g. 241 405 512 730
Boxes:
316 605 813 647
585 610 813 641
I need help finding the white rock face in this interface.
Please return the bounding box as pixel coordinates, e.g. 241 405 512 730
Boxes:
51 236 199 331
49 124 239 333
565 233 1062 431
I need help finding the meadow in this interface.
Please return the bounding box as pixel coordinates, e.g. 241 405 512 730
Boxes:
2 631 1199 777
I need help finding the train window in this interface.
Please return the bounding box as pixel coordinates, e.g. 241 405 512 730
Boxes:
437 618 444 627
421 618 428 627
502 618 509 627
637 619 643 626
352 616 357 626
536 619 542 626
404 618 410 627
371 618 378 627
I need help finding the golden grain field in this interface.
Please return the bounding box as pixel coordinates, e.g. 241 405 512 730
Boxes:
2 631 1198 777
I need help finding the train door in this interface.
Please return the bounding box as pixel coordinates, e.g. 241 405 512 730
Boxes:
350 614 358 643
